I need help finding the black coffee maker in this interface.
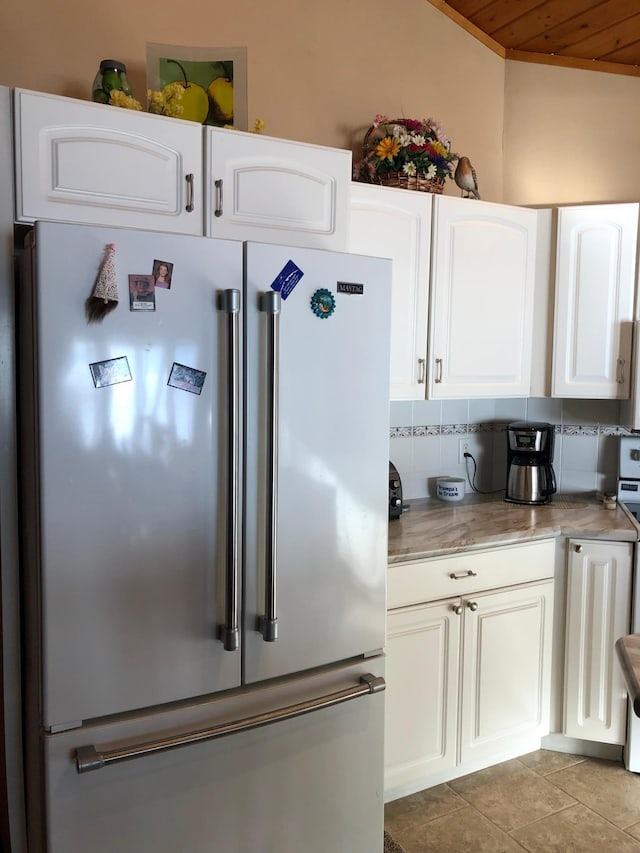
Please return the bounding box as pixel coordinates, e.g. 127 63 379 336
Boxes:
505 421 557 505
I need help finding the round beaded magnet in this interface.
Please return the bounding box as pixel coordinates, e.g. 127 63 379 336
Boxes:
310 288 336 319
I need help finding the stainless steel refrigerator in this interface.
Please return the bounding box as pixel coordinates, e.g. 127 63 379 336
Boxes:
18 221 391 852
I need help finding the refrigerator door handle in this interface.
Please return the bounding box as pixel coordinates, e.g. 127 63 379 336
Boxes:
217 289 241 652
74 674 386 773
259 290 281 642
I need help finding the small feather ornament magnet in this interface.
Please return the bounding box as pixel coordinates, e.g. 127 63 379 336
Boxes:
86 243 119 323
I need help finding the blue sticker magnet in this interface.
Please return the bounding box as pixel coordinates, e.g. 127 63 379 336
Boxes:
310 288 336 319
271 260 304 300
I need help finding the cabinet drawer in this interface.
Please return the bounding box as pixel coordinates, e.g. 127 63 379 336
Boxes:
388 538 556 609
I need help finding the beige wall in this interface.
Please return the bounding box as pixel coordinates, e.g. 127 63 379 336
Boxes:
504 60 640 206
0 0 506 200
7 1 638 208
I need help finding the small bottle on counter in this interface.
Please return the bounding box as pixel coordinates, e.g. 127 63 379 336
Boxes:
603 493 617 510
92 60 133 104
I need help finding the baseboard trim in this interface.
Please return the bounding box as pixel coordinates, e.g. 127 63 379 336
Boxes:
541 733 623 761
384 733 543 803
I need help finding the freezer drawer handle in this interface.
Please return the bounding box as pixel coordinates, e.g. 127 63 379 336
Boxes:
217 289 241 652
259 290 281 642
74 673 385 774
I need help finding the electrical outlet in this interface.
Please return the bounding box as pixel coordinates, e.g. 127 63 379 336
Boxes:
458 438 471 463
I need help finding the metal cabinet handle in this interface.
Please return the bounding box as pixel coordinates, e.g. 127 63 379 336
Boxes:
214 179 223 217
417 358 426 384
185 173 194 212
618 358 626 384
259 291 281 642
575 544 583 553
449 570 477 580
467 601 479 611
452 603 463 615
435 358 443 384
75 673 385 774
217 290 241 651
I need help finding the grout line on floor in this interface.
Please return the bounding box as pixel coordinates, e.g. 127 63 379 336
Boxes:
515 756 589 777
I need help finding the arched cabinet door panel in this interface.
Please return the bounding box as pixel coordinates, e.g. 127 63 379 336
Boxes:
429 196 538 399
14 88 203 235
552 204 638 399
205 126 350 250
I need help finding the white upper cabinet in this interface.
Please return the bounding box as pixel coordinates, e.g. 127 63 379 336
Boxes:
205 127 350 250
552 203 638 399
13 89 203 235
429 196 537 399
349 184 431 400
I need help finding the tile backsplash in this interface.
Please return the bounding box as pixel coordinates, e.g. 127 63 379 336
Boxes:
390 397 628 500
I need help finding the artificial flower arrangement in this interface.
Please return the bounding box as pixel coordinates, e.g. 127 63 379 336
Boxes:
108 88 266 133
109 85 185 117
354 115 457 193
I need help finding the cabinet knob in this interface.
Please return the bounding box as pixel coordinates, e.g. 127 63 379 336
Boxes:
467 601 479 611
449 570 478 580
435 358 443 384
451 604 463 616
417 358 426 385
574 544 583 553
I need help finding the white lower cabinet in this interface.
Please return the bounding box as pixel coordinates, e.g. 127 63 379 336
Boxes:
385 540 555 798
563 538 632 744
458 583 553 766
385 600 459 786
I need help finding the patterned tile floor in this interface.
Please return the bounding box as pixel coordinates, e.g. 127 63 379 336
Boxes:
385 751 640 852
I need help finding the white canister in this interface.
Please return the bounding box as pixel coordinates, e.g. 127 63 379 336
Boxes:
436 477 465 502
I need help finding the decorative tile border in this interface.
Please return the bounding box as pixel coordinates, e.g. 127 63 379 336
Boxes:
390 422 633 439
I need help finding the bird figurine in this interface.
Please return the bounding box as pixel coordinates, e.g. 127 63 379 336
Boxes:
454 156 481 200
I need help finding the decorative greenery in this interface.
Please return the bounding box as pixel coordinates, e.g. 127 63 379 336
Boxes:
108 86 184 117
354 115 457 183
108 87 265 133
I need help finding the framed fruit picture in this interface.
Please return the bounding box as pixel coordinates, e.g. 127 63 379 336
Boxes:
146 44 248 129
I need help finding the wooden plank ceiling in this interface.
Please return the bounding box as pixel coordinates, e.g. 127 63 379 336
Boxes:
427 0 640 76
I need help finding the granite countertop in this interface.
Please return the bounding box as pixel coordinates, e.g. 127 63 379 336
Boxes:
388 493 639 563
616 635 640 718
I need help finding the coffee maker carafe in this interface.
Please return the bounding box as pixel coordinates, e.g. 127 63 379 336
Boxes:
505 421 557 505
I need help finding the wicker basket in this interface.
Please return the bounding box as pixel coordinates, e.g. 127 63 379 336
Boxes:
360 119 447 195
375 172 445 194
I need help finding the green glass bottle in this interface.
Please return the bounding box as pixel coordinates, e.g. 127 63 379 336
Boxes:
91 59 132 104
